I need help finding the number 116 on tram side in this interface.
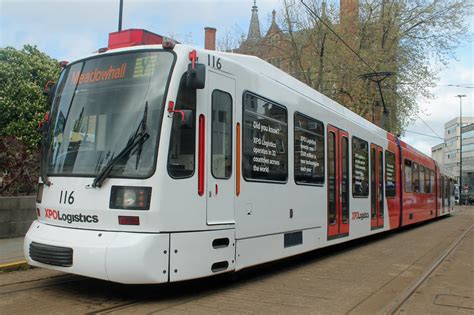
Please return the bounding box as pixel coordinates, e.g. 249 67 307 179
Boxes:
26 29 455 284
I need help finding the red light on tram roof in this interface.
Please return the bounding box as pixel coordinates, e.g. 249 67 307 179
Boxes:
108 29 165 50
118 216 140 226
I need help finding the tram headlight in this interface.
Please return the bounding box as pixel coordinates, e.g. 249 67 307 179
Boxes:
110 186 152 210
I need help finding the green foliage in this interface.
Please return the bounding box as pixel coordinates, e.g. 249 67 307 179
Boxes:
0 136 39 196
0 45 60 150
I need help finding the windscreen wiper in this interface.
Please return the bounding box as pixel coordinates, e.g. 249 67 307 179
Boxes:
90 103 150 188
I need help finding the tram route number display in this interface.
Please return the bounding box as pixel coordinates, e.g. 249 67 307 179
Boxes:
297 135 318 174
250 121 282 173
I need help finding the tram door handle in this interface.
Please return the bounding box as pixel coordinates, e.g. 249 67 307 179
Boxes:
209 184 219 197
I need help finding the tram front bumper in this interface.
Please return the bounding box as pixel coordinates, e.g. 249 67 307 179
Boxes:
24 221 170 284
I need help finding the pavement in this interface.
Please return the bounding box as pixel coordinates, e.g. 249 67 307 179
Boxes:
0 236 26 270
0 207 472 313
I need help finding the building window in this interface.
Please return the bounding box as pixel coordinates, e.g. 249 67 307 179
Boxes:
462 143 474 152
352 137 369 197
447 125 457 135
242 92 288 182
446 138 456 146
462 129 474 139
294 112 324 185
446 150 456 159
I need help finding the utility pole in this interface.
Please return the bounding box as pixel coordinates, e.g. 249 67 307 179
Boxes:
360 72 395 131
456 94 466 204
118 0 124 32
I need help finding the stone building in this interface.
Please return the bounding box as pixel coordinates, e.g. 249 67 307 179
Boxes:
234 2 291 75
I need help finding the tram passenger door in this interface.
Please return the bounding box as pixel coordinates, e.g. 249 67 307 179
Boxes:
327 125 349 240
206 71 235 225
370 145 384 230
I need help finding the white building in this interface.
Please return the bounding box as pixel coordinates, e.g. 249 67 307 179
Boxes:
461 123 474 191
431 117 474 186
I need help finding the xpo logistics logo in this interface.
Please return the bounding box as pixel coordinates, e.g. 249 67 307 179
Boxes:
44 208 99 224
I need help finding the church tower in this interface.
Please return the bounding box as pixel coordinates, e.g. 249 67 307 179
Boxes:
246 0 261 43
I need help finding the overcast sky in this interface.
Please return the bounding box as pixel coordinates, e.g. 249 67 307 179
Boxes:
1 0 473 155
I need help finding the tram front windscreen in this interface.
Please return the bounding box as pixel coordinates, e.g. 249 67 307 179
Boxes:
46 51 175 179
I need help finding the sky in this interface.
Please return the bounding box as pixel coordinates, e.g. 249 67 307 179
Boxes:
1 0 473 156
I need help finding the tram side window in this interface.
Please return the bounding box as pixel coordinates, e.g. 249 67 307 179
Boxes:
412 162 420 193
430 170 435 193
211 90 232 179
385 150 396 197
404 159 412 192
242 92 288 182
352 137 369 197
424 168 431 193
167 74 196 178
294 112 324 185
419 165 425 193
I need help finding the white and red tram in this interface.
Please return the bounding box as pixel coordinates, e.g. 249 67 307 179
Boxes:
25 29 456 284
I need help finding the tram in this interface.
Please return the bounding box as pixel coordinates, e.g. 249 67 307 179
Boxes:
25 29 456 284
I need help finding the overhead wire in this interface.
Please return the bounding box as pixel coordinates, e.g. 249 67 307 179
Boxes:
402 129 443 140
414 112 443 139
437 84 474 88
299 0 445 140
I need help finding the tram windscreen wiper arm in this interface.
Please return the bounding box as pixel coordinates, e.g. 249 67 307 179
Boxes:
90 103 150 188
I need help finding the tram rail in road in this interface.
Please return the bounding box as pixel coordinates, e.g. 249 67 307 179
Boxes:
0 206 473 314
384 222 473 313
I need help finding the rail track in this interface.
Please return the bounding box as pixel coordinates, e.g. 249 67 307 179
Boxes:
0 273 85 295
384 223 473 314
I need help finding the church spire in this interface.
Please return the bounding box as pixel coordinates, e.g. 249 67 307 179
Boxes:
247 0 261 42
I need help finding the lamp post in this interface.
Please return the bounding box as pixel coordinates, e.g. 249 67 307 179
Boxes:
456 94 466 204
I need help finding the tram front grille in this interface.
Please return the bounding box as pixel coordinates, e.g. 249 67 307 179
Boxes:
29 242 73 267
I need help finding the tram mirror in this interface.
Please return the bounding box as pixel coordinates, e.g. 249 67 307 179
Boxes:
180 110 193 129
186 63 205 89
